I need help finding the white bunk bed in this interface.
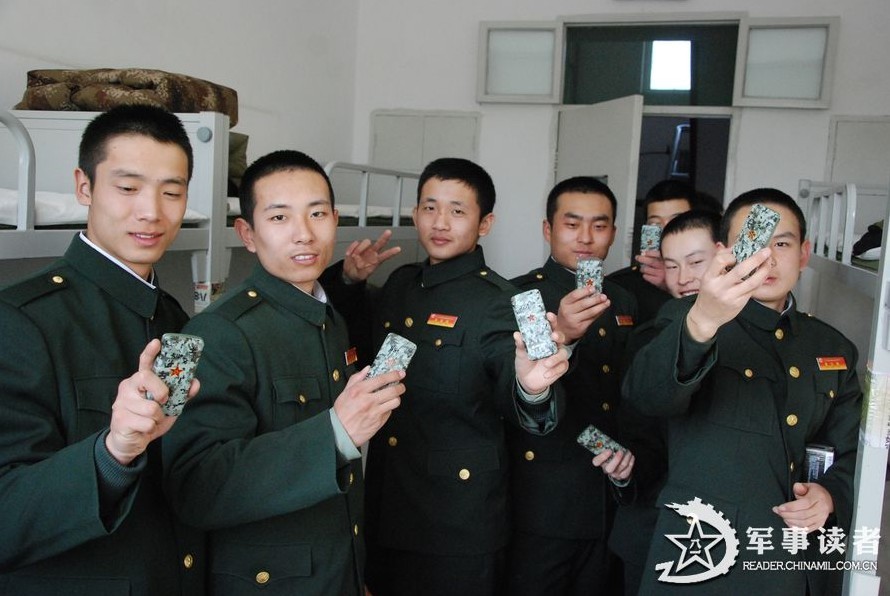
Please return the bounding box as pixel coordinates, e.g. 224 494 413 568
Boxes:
796 179 888 377
0 110 421 312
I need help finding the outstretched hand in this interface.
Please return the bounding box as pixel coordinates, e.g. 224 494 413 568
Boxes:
515 312 570 395
685 246 772 342
773 482 834 532
343 229 402 282
106 339 198 465
556 286 610 344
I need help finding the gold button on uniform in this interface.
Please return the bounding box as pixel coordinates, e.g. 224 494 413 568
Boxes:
789 366 800 378
388 436 398 447
332 369 340 382
775 329 785 340
297 394 307 404
183 554 194 569
434 339 443 347
786 414 799 427
789 462 795 472
459 468 471 480
602 364 611 374
744 369 754 378
405 317 414 328
524 450 535 461
51 275 64 284
322 323 326 331
480 270 488 276
829 390 836 399
536 273 544 280
598 328 607 337
349 472 354 485
256 571 270 585
247 290 258 298
353 524 359 536
602 402 610 412
384 321 391 329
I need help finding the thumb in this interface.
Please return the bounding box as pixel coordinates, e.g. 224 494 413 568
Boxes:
793 482 809 498
138 339 162 372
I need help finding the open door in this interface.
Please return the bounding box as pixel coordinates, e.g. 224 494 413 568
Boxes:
554 94 643 274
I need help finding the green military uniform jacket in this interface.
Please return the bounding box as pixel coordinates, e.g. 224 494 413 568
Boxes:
624 297 861 595
606 264 671 324
340 248 561 557
509 257 637 540
163 264 364 596
0 235 203 596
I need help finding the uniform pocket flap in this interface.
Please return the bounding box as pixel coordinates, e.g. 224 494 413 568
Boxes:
427 445 500 477
273 377 322 405
415 323 465 348
212 540 312 581
74 376 119 413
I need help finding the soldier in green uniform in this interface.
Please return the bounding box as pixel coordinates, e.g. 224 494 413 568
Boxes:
163 150 406 595
506 176 637 595
607 179 698 323
327 157 570 596
0 105 204 595
624 189 861 595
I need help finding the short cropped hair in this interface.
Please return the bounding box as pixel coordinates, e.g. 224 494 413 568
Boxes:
720 188 806 244
643 179 697 215
662 209 722 243
417 158 496 218
79 104 193 184
239 150 335 226
546 176 617 225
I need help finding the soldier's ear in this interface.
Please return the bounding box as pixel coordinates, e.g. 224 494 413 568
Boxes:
74 168 92 206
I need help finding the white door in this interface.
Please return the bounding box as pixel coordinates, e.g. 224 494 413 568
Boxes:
555 94 643 274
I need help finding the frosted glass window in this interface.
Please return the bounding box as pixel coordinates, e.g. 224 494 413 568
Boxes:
486 29 556 96
743 27 827 99
649 40 691 91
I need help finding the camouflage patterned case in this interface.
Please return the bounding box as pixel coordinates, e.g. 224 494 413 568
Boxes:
576 257 604 293
640 224 662 252
368 333 417 380
511 289 557 361
577 424 627 455
732 203 780 264
149 333 203 416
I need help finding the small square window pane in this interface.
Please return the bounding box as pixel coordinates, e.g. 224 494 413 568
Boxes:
650 41 691 91
486 29 555 96
744 27 827 100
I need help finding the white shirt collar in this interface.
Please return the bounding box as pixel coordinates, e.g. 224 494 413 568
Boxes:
79 232 156 289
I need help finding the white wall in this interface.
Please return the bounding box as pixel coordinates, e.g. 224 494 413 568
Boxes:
0 0 358 164
353 0 890 278
0 0 887 279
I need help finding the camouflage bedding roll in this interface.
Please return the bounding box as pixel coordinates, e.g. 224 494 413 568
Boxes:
14 68 238 126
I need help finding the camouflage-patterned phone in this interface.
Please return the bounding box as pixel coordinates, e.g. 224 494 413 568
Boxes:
511 289 557 361
576 257 604 294
640 224 662 252
577 424 627 455
149 333 204 416
367 333 417 385
732 203 780 264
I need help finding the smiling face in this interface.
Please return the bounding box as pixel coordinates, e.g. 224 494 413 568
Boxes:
412 177 493 265
75 134 190 279
544 191 616 270
235 168 338 293
726 202 810 312
662 228 719 298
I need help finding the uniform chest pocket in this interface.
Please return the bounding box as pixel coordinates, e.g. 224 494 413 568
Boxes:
73 376 120 441
272 377 324 429
811 372 841 422
706 355 779 436
408 325 465 395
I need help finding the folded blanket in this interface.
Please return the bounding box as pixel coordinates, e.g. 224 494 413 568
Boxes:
14 68 238 126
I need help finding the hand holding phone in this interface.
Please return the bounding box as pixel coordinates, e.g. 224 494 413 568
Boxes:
577 424 627 455
148 333 204 416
